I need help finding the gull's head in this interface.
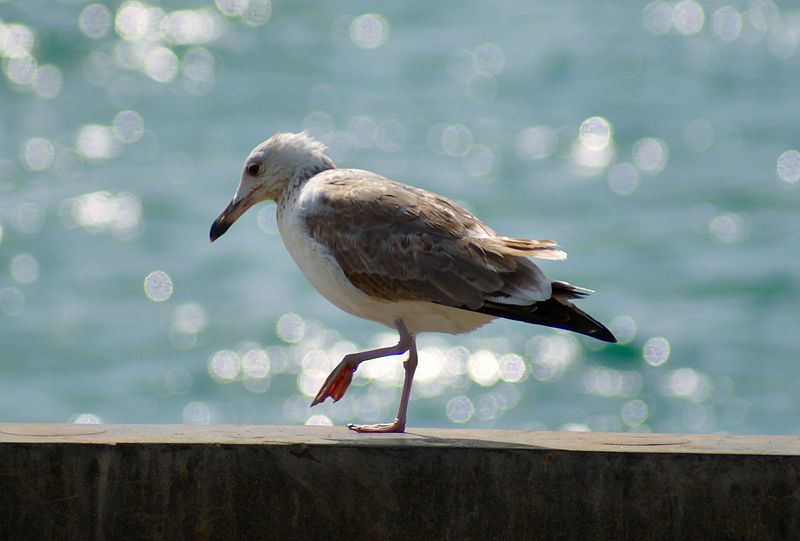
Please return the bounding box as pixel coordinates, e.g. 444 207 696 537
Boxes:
210 132 334 242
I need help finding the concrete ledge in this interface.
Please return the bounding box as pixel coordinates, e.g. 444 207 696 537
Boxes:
1 425 798 540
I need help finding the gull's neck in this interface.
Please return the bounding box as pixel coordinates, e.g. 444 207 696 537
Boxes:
276 153 336 214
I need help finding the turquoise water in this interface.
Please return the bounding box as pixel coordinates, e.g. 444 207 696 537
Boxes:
1 1 799 433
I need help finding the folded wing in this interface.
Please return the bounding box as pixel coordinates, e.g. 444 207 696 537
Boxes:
303 170 565 311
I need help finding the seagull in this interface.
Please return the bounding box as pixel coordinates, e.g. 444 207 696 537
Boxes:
210 132 616 433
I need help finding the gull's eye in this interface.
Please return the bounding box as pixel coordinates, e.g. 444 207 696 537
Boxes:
246 162 261 176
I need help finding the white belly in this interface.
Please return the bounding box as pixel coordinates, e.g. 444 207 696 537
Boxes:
276 195 494 335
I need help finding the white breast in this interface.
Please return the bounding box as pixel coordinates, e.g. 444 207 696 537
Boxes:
275 177 495 335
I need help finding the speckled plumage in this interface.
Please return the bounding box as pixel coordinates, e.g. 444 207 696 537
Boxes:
210 131 615 432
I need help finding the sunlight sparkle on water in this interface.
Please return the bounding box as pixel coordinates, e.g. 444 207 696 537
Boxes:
241 348 271 379
572 117 615 174
208 350 241 383
143 270 173 302
68 191 142 236
32 65 62 98
621 399 649 427
79 4 112 39
632 137 668 174
77 125 120 160
172 303 208 334
527 334 581 382
71 413 103 424
664 367 712 402
642 1 674 35
515 125 557 161
709 213 745 243
349 14 390 50
463 144 495 179
446 395 474 423
643 336 670 366
467 350 500 387
22 137 55 171
276 312 306 344
183 401 211 423
498 353 527 383
10 253 39 285
672 1 705 36
113 110 145 143
144 46 179 82
305 414 333 426
439 124 474 157
609 315 637 344
777 150 800 183
608 163 639 196
583 367 643 398
216 0 271 26
712 6 743 42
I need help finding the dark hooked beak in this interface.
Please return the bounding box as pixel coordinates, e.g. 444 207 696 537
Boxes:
210 198 248 242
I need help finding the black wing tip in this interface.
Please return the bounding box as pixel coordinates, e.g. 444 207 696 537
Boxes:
472 298 618 344
590 325 617 343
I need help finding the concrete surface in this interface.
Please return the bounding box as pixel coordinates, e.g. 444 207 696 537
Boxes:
0 424 798 540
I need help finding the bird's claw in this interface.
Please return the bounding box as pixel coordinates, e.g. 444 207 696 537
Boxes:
310 360 356 407
347 419 406 433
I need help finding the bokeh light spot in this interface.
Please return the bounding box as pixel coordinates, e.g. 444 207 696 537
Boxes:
183 401 211 423
277 312 305 344
515 125 557 161
32 65 62 98
209 350 241 383
498 353 527 383
242 348 271 379
609 315 637 345
10 253 39 285
621 399 649 427
144 46 179 83
349 13 389 49
632 137 668 174
709 213 745 243
242 0 272 26
144 270 173 302
672 0 705 36
113 110 145 143
643 336 670 366
608 162 639 196
467 350 500 386
440 124 474 157
446 395 474 423
79 4 112 39
642 1 674 35
712 6 742 42
579 116 612 150
172 303 208 334
22 137 55 171
777 150 800 183
77 125 120 160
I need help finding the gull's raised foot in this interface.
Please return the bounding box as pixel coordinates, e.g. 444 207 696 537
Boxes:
310 358 357 407
347 419 406 433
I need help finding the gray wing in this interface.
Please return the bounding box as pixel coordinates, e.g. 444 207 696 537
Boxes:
303 170 566 310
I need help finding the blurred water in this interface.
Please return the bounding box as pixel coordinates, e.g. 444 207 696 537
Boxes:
1 0 799 433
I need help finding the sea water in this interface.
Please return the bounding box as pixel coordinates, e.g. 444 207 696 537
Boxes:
1 0 799 434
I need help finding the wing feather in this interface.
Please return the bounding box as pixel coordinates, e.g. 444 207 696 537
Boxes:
302 170 562 309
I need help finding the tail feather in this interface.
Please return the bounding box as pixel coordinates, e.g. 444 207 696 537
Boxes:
471 281 616 343
481 237 568 261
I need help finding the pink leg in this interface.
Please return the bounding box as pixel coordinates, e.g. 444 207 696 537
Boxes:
310 320 414 407
348 338 417 433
